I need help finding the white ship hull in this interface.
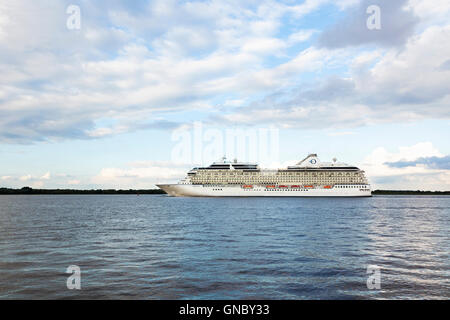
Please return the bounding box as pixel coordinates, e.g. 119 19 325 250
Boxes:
157 184 372 197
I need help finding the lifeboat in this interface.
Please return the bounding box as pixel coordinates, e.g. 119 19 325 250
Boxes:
279 185 288 188
291 185 300 188
324 185 332 189
266 185 276 188
242 185 253 189
303 185 314 188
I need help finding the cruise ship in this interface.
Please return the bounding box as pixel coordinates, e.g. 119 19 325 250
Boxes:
157 154 372 197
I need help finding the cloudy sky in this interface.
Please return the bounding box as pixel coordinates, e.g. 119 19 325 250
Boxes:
0 0 449 190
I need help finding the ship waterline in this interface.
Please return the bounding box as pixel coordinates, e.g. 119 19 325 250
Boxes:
157 184 371 197
157 154 372 197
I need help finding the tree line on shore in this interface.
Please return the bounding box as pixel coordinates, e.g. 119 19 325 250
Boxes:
0 187 166 194
371 190 450 195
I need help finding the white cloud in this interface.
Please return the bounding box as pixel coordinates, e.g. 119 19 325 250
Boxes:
0 0 334 143
407 0 450 22
363 142 442 176
6 171 54 185
328 131 356 136
1 0 447 143
19 174 32 181
216 23 450 129
287 30 317 45
91 161 190 188
362 142 450 190
334 0 360 10
241 37 287 55
361 25 450 105
40 172 50 180
31 181 44 188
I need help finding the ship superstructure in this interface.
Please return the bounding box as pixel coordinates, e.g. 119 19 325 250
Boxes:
157 154 371 197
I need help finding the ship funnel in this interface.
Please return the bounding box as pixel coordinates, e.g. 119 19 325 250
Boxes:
296 153 320 166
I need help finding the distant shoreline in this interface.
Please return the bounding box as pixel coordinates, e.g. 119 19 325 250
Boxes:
1 187 449 195
371 190 450 195
0 187 166 195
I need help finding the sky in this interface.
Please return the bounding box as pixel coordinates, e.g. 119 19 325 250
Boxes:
0 0 449 190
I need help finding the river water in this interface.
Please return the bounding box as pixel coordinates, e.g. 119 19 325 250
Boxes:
0 194 448 299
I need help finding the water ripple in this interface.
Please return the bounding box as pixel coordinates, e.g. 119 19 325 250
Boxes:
0 194 449 299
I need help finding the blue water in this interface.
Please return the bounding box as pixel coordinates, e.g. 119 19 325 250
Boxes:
0 195 448 299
